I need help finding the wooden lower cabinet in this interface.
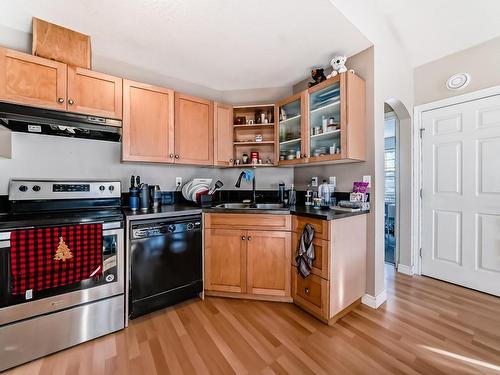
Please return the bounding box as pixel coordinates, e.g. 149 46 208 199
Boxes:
247 230 291 297
204 213 292 301
204 229 246 293
291 214 367 325
292 267 329 320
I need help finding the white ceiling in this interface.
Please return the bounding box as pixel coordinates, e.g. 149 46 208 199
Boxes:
374 0 500 67
0 0 371 91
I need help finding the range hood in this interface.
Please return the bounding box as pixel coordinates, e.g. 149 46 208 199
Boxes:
0 102 121 142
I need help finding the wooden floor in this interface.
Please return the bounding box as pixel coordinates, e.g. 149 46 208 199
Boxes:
6 266 500 374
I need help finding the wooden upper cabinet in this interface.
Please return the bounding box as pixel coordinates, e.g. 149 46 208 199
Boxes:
204 229 247 294
213 102 233 166
0 47 67 110
246 230 291 297
174 93 213 165
67 66 122 119
122 80 174 163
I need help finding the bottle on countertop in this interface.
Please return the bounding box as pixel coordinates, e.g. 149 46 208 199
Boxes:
129 175 139 211
278 182 286 204
305 184 313 206
288 184 296 206
318 179 331 207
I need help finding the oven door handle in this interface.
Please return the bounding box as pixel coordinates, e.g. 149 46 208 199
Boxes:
0 241 9 248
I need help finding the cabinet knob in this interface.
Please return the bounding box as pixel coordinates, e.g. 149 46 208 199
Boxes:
247 236 252 241
169 154 174 158
57 98 65 104
303 154 308 158
68 99 74 105
241 236 246 240
174 155 180 159
229 159 233 162
304 287 309 294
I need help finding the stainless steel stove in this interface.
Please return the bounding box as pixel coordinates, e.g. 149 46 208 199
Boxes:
0 179 125 371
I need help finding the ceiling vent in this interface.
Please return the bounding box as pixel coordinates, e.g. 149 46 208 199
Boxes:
446 73 471 91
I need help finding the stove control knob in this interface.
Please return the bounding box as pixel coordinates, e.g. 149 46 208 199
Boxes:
19 185 28 192
99 185 106 191
108 185 115 192
32 185 41 192
187 223 194 230
168 225 176 233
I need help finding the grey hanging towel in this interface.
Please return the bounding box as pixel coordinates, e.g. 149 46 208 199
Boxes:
296 224 315 278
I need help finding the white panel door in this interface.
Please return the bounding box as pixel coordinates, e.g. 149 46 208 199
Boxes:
422 94 500 296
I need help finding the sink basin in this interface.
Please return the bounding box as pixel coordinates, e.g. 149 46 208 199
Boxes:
214 203 286 210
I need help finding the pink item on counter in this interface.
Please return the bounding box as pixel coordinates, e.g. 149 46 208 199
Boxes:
353 181 369 193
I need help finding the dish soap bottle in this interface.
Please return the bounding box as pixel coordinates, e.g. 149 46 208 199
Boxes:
318 180 331 207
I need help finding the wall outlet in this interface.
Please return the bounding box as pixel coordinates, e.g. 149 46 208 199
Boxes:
311 177 318 187
329 176 336 186
176 177 182 186
362 175 371 188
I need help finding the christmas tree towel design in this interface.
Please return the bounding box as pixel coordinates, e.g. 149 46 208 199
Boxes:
54 237 73 261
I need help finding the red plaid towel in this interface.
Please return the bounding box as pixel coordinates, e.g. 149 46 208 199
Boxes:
10 224 103 295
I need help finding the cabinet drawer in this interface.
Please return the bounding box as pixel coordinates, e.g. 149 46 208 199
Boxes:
292 267 329 320
291 233 329 279
205 213 291 231
292 215 329 240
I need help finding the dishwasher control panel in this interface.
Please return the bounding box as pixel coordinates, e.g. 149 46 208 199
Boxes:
132 217 201 239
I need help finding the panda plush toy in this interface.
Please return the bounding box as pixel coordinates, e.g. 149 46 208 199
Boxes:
326 55 355 79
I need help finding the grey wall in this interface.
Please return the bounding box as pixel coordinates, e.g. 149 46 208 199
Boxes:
414 36 500 105
0 133 293 194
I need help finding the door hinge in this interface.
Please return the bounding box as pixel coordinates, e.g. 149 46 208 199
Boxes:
419 127 426 138
419 248 422 258
419 188 423 199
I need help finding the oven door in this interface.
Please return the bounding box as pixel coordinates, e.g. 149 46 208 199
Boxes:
0 221 124 326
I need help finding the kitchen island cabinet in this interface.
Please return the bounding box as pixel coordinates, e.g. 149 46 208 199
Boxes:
291 213 367 324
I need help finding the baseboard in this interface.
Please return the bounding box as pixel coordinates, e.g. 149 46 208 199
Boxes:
397 264 414 276
361 289 387 309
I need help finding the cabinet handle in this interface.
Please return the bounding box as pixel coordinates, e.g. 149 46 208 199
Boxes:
174 155 180 159
241 236 246 240
57 98 65 104
68 99 74 105
169 154 174 158
304 287 309 294
247 236 252 241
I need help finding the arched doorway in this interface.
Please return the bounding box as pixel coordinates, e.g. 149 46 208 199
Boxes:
384 99 411 272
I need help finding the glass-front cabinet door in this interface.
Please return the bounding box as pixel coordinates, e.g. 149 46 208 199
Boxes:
275 92 306 165
307 77 344 163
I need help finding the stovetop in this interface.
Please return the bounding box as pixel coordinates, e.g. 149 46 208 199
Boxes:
0 208 124 231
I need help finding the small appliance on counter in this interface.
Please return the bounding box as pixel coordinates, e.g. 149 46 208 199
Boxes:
129 175 165 211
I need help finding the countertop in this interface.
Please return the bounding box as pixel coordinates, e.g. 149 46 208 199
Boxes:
126 204 369 221
123 204 202 221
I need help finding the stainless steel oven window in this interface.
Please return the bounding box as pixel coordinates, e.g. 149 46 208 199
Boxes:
0 223 124 326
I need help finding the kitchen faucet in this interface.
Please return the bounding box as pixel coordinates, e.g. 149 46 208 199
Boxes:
235 169 257 208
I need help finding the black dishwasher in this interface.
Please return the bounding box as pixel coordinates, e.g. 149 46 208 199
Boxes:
129 215 202 319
